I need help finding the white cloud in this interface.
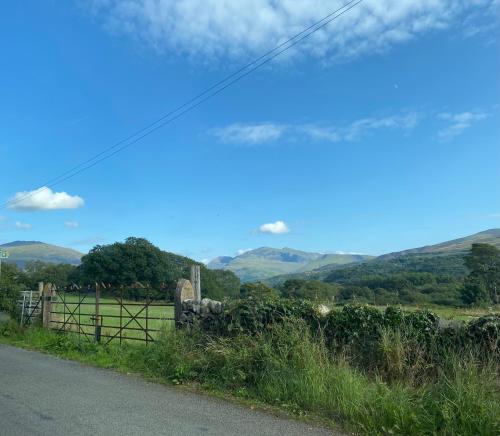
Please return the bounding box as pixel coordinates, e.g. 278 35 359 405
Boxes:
7 187 85 211
213 112 420 145
212 123 286 145
200 258 209 265
236 248 252 256
16 221 32 230
259 220 290 234
87 1 496 63
65 221 80 228
437 111 490 140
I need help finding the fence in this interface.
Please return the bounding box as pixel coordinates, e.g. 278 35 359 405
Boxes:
49 285 175 345
19 266 203 345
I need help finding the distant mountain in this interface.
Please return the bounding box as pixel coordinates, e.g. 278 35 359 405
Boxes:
267 229 500 285
379 228 500 259
207 256 234 270
0 241 83 268
207 247 373 282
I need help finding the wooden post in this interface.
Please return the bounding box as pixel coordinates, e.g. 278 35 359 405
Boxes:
190 265 201 302
95 283 101 342
41 283 52 329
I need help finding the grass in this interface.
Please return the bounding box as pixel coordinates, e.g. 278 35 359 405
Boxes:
1 319 499 436
50 295 174 342
328 303 500 322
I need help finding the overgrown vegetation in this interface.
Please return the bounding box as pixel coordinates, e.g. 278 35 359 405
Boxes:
2 305 498 436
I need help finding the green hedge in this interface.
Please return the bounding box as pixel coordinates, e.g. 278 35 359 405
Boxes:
206 298 499 367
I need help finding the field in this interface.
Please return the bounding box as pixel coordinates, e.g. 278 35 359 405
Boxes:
50 294 174 343
325 303 499 322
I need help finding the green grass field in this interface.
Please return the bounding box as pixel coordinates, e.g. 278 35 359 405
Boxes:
50 295 174 343
328 303 499 322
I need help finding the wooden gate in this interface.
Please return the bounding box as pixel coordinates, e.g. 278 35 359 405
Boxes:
48 285 174 344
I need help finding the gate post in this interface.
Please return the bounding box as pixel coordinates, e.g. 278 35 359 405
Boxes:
190 265 201 302
175 279 195 327
41 282 52 329
95 284 101 342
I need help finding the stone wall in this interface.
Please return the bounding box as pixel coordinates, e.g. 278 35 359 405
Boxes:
174 278 223 328
178 298 223 327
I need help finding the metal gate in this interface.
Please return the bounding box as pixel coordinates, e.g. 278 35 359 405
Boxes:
48 285 174 345
20 290 42 325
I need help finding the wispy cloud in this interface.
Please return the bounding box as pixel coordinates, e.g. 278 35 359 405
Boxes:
236 248 252 256
212 113 420 145
212 123 286 145
259 220 290 234
7 187 84 211
65 221 80 228
87 1 497 63
16 221 32 230
437 111 490 141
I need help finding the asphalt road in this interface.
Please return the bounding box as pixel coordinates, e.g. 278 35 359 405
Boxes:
0 344 337 436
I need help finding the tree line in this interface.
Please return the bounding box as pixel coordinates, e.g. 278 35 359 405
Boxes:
1 240 499 316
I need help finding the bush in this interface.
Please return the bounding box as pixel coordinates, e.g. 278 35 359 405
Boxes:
466 315 500 356
213 296 319 335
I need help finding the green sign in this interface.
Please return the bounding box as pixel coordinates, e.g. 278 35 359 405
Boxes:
0 250 9 259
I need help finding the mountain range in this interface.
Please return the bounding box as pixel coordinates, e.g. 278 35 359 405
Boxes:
209 229 500 283
2 229 499 283
0 241 83 268
207 247 374 282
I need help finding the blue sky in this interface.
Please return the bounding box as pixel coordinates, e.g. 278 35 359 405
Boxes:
1 0 499 261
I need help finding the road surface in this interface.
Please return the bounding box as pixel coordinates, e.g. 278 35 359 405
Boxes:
0 344 336 435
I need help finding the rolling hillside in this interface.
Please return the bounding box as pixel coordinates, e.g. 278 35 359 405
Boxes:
207 247 373 282
0 241 83 268
267 229 500 285
378 228 500 259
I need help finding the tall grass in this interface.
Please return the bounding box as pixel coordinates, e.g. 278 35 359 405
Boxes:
2 319 499 435
142 320 500 435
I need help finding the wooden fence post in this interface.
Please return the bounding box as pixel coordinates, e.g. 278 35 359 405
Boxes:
190 265 201 302
42 283 52 329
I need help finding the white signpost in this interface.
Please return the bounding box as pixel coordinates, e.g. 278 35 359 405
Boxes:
0 250 9 280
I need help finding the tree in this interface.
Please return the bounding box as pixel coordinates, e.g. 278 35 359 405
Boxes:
462 243 500 305
78 237 240 300
281 279 338 301
240 282 278 299
461 276 490 306
24 261 78 289
0 263 27 317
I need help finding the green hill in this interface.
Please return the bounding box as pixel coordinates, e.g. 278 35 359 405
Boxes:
267 229 500 286
207 247 372 282
378 228 500 259
0 241 83 268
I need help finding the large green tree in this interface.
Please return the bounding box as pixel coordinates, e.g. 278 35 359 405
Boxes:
78 237 239 300
462 243 500 305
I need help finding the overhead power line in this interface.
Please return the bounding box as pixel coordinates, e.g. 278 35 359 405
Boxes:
4 0 363 210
